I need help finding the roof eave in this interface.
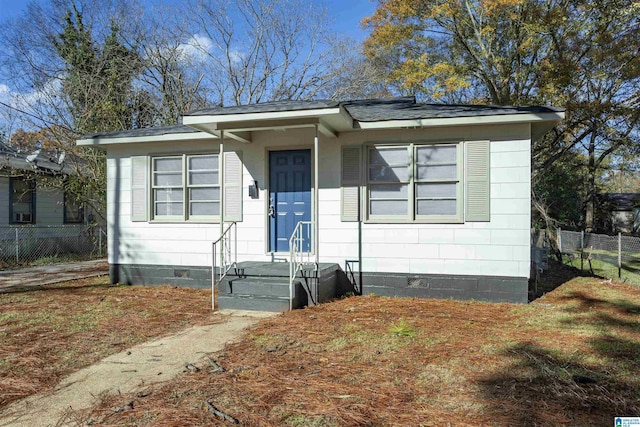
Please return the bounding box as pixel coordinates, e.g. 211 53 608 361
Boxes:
183 107 345 126
356 111 565 130
76 131 216 147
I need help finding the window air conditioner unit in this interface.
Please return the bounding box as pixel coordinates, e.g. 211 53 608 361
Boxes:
15 212 32 223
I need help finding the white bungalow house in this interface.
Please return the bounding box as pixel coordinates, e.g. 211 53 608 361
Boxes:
78 97 563 310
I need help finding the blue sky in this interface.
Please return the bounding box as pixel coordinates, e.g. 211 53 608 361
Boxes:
0 0 377 132
0 0 376 40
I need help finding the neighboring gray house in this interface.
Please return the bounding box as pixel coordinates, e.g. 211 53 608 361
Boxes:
0 142 85 226
598 193 640 234
79 97 563 310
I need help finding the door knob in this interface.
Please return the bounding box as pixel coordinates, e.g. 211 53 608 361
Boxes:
268 199 275 218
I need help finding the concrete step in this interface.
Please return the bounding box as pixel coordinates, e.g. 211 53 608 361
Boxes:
224 261 337 279
217 294 298 312
221 276 301 298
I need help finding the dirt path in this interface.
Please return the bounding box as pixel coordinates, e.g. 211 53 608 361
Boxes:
0 259 108 292
0 310 277 427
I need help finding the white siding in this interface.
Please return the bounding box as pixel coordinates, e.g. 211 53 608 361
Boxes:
106 123 531 279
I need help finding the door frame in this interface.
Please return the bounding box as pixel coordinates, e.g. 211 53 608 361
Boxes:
264 146 315 255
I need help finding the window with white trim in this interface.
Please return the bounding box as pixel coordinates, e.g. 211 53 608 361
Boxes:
151 153 219 220
367 143 463 222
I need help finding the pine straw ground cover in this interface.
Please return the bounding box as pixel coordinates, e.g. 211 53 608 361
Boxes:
74 276 640 426
0 277 217 408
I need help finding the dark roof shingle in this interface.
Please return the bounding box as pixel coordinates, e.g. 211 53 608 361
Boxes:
78 97 564 140
81 124 199 140
342 97 563 122
186 99 339 116
1 142 75 175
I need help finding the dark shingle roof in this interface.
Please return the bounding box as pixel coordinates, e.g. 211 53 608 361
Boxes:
77 97 564 141
0 142 75 175
187 96 562 120
599 193 640 210
187 99 339 116
341 97 564 122
81 124 200 140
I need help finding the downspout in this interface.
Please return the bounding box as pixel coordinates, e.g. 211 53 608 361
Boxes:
358 184 363 295
219 130 225 270
314 124 319 266
314 124 320 305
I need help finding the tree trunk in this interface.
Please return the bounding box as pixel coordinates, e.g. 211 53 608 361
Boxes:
585 130 597 231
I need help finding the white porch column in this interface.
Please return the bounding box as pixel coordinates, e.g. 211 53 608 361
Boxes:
314 124 319 265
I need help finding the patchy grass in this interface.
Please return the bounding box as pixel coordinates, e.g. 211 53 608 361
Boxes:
29 253 93 266
564 253 640 286
0 277 218 408
74 276 640 426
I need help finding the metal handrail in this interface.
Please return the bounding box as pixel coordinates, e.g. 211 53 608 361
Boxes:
289 221 314 310
211 221 237 311
344 259 360 295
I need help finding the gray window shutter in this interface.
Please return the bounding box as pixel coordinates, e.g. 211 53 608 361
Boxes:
341 145 362 222
465 140 490 222
224 151 243 222
130 156 148 222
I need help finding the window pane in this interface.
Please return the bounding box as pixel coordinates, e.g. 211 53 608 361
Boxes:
370 183 408 199
189 171 218 185
369 165 409 182
188 155 218 171
190 187 220 201
416 183 457 198
155 202 183 216
154 157 182 172
66 208 83 223
154 172 182 186
417 199 457 215
12 179 34 223
12 180 33 204
65 197 84 223
416 145 456 163
155 188 183 202
416 164 457 180
370 199 407 216
369 147 408 165
190 201 219 216
13 202 31 215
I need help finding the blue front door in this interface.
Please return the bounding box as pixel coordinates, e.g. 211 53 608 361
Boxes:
269 149 312 252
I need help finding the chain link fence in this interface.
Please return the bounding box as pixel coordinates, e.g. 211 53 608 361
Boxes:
533 228 640 285
0 225 107 269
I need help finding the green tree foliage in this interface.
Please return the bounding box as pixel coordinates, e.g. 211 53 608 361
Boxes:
46 3 151 219
534 153 588 229
364 0 640 230
54 4 142 134
363 0 550 104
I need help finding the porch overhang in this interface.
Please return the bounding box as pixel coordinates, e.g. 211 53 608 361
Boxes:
182 105 354 142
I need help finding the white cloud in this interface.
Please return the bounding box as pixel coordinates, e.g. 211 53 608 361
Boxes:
0 84 11 104
18 78 63 106
0 78 64 131
228 49 244 64
178 34 214 62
